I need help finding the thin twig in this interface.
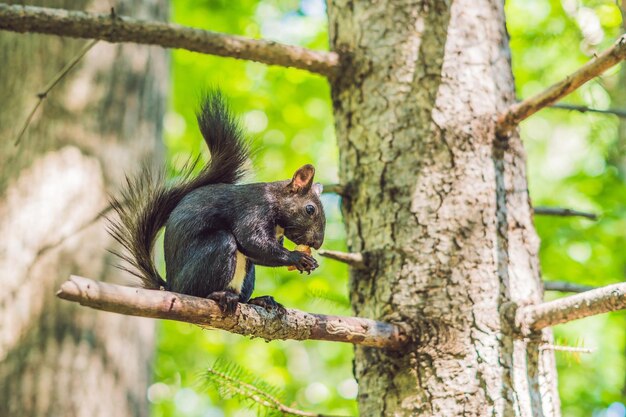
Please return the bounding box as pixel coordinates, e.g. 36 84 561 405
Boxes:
320 185 600 221
497 34 626 137
0 3 339 77
0 202 113 309
544 281 596 293
317 249 364 268
321 181 601 225
56 275 408 349
14 39 98 145
549 103 626 118
538 344 594 354
322 184 600 223
533 206 598 220
514 282 626 335
14 100 44 146
321 183 344 195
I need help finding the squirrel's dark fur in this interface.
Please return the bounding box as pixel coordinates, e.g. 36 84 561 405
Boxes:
108 91 325 313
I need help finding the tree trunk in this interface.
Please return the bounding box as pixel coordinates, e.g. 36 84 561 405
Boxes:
0 1 167 416
609 5 626 178
327 1 561 415
611 2 626 399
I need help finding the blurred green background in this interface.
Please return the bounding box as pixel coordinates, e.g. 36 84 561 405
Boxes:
151 1 626 416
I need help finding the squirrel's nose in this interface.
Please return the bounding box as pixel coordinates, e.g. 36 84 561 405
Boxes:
311 234 324 250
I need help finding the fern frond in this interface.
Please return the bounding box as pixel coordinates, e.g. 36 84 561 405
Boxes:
307 288 351 311
201 360 342 417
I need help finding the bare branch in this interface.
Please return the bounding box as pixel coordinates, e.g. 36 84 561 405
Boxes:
543 281 596 293
533 206 598 220
550 103 626 118
14 99 44 146
497 34 626 137
322 184 599 221
14 38 98 145
538 344 594 354
0 4 339 77
321 184 600 223
515 283 626 334
317 249 364 268
321 183 345 195
57 275 407 349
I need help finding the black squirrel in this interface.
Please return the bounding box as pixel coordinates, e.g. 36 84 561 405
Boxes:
108 91 325 313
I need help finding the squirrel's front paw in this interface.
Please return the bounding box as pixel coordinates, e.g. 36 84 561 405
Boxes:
289 251 318 274
207 291 240 314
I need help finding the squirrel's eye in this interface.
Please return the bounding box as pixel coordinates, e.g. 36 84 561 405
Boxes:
305 204 316 215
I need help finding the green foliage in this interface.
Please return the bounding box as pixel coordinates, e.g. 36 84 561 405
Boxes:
151 0 626 416
306 288 351 312
202 360 286 417
507 0 626 415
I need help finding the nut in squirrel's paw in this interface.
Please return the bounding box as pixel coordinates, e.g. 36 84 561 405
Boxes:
288 245 312 271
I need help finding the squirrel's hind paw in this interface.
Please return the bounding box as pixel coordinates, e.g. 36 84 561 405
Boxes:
208 291 240 314
248 295 286 315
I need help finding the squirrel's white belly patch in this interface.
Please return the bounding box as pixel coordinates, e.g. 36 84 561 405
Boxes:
229 226 283 293
229 250 247 293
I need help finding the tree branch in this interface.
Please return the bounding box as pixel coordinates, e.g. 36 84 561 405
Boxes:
550 103 626 118
0 3 339 77
57 275 407 349
533 206 598 220
543 281 596 293
317 249 364 268
321 184 599 222
321 183 345 196
515 282 626 334
538 344 594 354
14 38 98 145
497 34 626 137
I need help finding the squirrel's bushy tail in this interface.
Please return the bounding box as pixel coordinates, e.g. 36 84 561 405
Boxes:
107 91 249 289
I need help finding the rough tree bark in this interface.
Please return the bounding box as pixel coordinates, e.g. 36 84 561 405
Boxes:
328 1 560 415
0 1 167 415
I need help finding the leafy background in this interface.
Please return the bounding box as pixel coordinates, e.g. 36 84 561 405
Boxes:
151 0 626 416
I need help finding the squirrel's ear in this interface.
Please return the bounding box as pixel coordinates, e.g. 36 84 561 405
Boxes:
313 183 323 196
288 164 315 194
